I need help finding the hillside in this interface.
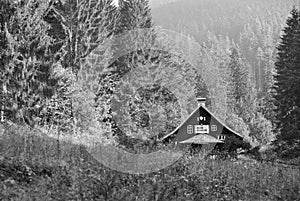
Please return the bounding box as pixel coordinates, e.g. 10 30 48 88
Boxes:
151 0 300 91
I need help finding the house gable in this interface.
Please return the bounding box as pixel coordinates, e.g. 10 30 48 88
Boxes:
160 105 243 144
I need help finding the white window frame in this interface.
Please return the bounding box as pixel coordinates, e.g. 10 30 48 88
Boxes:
218 135 226 140
194 125 209 134
187 125 193 134
211 125 217 132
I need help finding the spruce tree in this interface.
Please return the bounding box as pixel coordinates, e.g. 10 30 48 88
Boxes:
116 0 153 34
225 47 275 145
274 7 300 157
226 47 256 121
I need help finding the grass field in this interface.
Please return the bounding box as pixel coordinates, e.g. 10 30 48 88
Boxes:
0 123 299 201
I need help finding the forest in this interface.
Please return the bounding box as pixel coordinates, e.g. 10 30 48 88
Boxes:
0 0 299 200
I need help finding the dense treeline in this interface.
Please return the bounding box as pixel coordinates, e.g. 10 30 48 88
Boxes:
152 0 299 92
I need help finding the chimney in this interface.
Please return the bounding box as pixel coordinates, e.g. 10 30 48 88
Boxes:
196 97 206 107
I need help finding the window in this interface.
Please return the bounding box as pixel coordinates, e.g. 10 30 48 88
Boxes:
211 125 217 132
195 125 209 134
218 135 226 140
197 116 206 121
187 125 193 134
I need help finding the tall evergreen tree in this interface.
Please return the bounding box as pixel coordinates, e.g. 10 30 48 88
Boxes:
274 7 300 157
116 0 152 34
226 47 256 121
257 42 276 122
225 47 275 145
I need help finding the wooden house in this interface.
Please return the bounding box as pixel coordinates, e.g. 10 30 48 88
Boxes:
159 98 244 153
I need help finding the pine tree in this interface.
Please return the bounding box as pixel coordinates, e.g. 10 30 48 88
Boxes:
194 75 210 106
200 34 231 121
226 47 256 121
257 41 276 122
273 7 300 157
116 0 153 34
225 47 275 145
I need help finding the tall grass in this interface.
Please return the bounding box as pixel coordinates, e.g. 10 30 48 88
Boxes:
0 123 299 201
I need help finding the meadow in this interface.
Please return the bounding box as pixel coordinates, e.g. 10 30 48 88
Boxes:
0 123 299 201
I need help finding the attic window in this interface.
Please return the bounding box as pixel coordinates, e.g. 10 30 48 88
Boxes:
195 125 209 134
187 125 193 134
218 135 226 140
211 125 217 131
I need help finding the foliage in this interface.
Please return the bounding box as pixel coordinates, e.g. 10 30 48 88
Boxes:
225 113 255 147
0 0 15 52
98 0 205 151
249 112 275 145
116 0 153 34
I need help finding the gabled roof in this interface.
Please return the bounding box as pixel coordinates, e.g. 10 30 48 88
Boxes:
159 105 243 141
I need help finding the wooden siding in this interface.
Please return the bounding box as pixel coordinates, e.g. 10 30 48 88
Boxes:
174 107 225 142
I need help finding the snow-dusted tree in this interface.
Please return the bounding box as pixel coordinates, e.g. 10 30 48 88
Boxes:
256 27 277 122
225 47 275 146
226 47 256 122
116 0 153 34
225 113 254 146
249 112 275 145
109 33 195 141
196 34 231 121
49 0 117 73
0 0 57 126
38 0 117 132
0 0 16 122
